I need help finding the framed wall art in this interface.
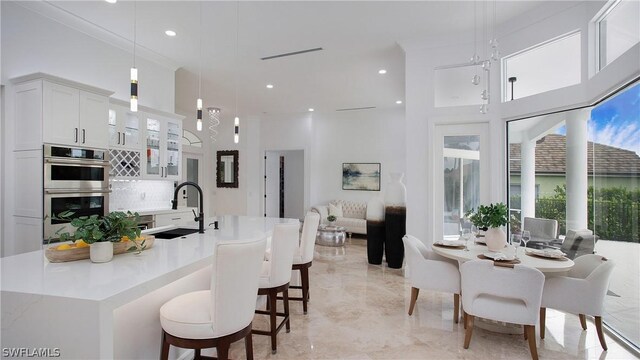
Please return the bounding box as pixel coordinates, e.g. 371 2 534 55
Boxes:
342 163 380 191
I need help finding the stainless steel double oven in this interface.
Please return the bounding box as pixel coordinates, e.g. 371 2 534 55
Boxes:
43 144 110 240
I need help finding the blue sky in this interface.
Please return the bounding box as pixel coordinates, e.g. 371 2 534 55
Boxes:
556 82 640 155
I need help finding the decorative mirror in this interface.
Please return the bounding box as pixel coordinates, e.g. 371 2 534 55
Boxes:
216 150 239 188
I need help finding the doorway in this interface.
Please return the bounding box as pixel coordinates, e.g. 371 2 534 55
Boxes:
264 150 304 219
180 152 203 208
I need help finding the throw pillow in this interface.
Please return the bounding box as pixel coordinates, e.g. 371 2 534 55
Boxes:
329 203 343 218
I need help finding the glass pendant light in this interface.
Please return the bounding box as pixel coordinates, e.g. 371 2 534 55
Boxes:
233 1 240 144
196 2 203 131
130 1 138 112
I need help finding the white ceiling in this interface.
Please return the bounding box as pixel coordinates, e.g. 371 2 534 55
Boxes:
47 0 551 117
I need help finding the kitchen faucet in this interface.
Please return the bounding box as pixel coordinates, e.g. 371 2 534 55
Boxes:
172 181 204 233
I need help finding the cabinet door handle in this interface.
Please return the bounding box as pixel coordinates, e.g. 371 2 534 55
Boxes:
117 132 121 145
122 133 126 146
74 128 78 143
82 129 86 144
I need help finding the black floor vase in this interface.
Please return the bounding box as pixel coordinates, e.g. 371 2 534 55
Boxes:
366 220 385 265
385 206 406 269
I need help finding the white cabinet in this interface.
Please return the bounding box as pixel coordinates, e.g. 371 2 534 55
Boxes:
42 82 109 148
144 116 182 180
12 74 113 150
155 209 197 227
108 104 141 150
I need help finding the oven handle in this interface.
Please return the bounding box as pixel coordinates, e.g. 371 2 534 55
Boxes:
45 158 111 167
45 189 112 195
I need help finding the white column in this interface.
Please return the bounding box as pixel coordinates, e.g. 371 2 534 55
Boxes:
565 113 589 231
520 139 536 220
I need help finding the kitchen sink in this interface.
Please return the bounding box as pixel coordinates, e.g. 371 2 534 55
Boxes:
152 228 200 239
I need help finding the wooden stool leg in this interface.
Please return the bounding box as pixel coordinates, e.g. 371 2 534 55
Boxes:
408 287 419 315
160 331 170 360
579 314 587 330
595 316 608 351
464 315 474 349
269 290 278 354
283 288 291 333
217 341 230 360
453 293 460 324
540 308 546 339
301 266 310 314
194 349 201 359
525 325 539 360
463 311 468 330
245 332 254 360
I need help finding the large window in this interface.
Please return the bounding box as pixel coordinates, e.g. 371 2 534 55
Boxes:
503 32 581 101
597 0 640 70
507 82 640 348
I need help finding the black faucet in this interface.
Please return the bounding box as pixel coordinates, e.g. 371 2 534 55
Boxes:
172 181 205 234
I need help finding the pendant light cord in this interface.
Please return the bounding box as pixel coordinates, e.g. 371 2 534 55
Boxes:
133 1 136 68
235 1 239 118
199 2 202 99
473 0 477 61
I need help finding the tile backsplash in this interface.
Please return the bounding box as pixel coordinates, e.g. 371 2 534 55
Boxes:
109 180 174 211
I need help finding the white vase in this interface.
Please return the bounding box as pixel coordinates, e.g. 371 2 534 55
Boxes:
485 227 507 252
90 242 114 263
384 173 406 206
366 196 385 221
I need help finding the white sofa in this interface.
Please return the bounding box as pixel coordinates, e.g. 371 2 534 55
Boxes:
311 200 367 235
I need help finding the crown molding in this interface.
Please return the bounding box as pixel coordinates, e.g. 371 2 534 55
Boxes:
15 0 181 71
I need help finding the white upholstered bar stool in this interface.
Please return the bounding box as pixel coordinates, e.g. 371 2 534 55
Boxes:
539 254 614 350
461 260 545 360
159 236 267 360
402 235 461 322
290 212 320 314
252 223 299 354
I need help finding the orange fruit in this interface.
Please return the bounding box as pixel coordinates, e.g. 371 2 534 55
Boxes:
56 244 72 251
75 240 89 248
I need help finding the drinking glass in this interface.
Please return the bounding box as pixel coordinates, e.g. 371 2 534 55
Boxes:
511 234 521 260
471 225 479 243
461 228 471 251
521 230 531 250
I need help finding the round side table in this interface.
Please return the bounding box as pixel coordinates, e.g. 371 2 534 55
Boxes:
316 225 347 246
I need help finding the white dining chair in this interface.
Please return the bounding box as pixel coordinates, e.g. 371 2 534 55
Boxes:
402 235 461 322
540 254 614 350
461 260 545 360
252 222 299 354
290 212 320 314
159 236 267 360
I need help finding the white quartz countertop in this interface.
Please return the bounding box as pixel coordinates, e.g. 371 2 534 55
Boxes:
0 216 297 307
113 207 196 216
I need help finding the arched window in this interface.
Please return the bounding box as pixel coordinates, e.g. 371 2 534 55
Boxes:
182 129 202 148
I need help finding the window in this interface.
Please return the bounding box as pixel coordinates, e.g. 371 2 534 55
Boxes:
597 0 640 70
503 32 581 101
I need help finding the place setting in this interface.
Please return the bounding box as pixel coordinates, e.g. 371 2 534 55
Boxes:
524 248 569 261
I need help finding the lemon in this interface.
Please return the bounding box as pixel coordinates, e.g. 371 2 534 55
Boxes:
56 244 72 251
75 240 89 248
121 236 130 242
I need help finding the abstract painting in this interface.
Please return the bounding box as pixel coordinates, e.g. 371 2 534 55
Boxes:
342 163 380 191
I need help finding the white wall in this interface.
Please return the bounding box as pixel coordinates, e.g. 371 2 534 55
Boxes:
265 150 305 219
1 2 176 256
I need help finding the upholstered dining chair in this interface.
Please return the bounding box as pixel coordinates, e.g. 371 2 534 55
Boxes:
540 254 614 350
289 212 320 314
461 260 545 360
253 223 299 354
159 236 267 360
402 235 461 322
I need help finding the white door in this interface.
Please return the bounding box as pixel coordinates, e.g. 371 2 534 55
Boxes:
434 123 490 240
179 153 203 208
79 91 109 149
43 81 79 146
264 152 280 217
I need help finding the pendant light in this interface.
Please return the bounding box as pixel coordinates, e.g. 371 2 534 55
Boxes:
196 2 203 131
130 1 138 112
233 1 240 144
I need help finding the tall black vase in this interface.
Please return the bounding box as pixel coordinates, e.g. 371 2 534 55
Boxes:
385 206 406 269
366 220 385 265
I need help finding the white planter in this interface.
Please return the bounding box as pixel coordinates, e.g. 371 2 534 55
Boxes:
485 227 507 252
90 242 114 263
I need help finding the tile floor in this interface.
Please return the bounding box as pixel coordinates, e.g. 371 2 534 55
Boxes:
221 238 637 359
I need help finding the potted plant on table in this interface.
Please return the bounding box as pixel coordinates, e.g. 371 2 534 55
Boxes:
327 215 337 227
465 203 509 252
58 211 143 263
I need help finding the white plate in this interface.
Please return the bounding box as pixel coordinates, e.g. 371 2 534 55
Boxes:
434 240 466 247
483 252 515 261
525 248 566 259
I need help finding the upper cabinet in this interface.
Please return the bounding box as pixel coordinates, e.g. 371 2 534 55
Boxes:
12 73 114 151
144 115 182 180
108 103 141 150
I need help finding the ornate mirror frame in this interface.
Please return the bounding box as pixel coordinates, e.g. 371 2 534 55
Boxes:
216 150 239 188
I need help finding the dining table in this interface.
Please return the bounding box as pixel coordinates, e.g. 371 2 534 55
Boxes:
432 237 574 273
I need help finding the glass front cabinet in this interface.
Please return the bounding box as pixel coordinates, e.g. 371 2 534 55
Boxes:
144 116 182 180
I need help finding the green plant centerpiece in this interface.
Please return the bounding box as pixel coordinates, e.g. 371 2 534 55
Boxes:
58 211 146 261
327 215 337 223
465 203 509 252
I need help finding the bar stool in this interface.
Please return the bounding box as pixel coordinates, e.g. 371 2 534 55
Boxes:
252 223 299 354
159 237 267 360
289 212 320 314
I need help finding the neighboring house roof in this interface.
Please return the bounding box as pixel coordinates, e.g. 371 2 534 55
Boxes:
510 134 640 176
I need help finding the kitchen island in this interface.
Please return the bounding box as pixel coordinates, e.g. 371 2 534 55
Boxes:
1 215 296 360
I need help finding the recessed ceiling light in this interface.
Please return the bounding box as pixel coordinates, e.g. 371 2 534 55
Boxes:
266 84 274 89
105 0 117 3
396 100 403 104
378 69 387 74
165 30 177 37
308 108 314 112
